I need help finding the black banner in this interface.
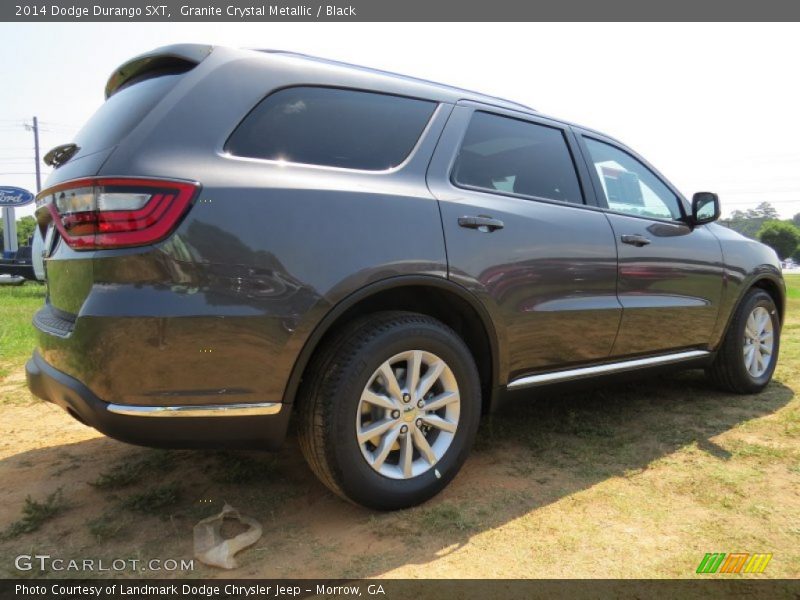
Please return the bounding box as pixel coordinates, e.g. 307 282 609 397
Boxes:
4 0 800 22
2 580 800 600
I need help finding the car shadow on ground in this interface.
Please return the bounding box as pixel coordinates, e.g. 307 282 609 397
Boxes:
0 369 794 578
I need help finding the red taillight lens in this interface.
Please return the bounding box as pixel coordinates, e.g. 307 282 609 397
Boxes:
36 177 199 250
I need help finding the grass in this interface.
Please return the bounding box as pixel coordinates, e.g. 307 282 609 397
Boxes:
120 483 181 514
785 274 800 299
91 451 175 489
1 489 67 540
417 502 477 533
204 451 280 484
87 510 128 540
0 283 45 371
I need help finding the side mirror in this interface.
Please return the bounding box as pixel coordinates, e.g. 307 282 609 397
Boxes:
691 192 720 225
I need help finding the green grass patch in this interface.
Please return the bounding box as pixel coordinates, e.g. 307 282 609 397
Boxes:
205 451 280 484
784 274 800 299
91 451 175 489
417 502 476 533
1 488 67 540
120 483 181 514
0 283 45 378
87 510 128 540
728 440 789 460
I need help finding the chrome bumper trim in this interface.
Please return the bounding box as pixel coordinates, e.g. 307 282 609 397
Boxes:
106 402 282 417
507 350 710 390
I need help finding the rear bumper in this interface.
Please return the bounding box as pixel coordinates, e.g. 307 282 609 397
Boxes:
25 350 291 449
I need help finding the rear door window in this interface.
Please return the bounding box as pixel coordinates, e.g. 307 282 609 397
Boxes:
451 111 584 204
226 87 437 171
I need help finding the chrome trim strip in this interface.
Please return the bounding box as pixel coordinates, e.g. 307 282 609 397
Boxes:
216 100 447 176
507 350 710 390
107 402 282 417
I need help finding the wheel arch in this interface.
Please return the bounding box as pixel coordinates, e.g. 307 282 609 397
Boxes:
282 276 503 414
714 270 786 351
750 275 786 324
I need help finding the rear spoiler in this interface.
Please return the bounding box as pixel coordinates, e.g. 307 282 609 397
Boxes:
105 44 213 99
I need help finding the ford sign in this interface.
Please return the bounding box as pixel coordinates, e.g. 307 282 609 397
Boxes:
0 186 35 208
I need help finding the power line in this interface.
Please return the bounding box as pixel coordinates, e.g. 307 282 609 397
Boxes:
0 171 51 176
725 199 800 204
722 192 800 197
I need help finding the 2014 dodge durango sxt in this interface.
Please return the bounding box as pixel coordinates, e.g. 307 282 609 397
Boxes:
26 44 785 509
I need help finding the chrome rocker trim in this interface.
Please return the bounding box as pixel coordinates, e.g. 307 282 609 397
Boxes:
107 402 282 417
507 350 710 390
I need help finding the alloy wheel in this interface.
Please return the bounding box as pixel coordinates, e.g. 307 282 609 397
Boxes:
743 306 774 377
356 350 460 479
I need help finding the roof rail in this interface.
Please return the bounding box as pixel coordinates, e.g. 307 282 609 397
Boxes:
255 49 536 113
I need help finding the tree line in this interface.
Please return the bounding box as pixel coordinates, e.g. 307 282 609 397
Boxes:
719 202 800 262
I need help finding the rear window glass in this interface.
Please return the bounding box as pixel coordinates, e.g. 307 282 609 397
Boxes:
452 111 583 205
74 73 183 155
225 87 437 170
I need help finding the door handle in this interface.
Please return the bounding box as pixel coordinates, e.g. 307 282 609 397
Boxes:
458 216 505 232
620 234 651 247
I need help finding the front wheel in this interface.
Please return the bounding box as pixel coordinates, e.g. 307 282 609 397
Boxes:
707 288 781 394
297 311 481 510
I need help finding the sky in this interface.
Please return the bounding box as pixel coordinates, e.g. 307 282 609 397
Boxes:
1 22 799 221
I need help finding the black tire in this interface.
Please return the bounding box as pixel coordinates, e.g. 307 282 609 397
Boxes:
707 288 780 394
297 311 481 510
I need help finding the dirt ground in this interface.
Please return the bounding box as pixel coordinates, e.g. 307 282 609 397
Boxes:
0 278 798 579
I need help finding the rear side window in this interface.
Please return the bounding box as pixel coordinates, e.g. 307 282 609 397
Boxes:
452 112 583 204
226 87 437 171
74 73 184 156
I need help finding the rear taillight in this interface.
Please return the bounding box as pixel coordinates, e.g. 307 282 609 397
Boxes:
35 177 199 250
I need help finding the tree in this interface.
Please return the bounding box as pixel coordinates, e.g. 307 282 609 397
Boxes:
720 202 787 240
721 211 765 239
15 216 37 246
758 221 800 260
793 212 800 228
0 216 38 249
749 201 780 220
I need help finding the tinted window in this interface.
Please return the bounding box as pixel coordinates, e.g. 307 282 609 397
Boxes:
74 73 184 155
226 87 436 170
452 112 583 204
584 138 682 220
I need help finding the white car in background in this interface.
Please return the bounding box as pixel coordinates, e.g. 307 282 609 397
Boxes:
32 226 45 281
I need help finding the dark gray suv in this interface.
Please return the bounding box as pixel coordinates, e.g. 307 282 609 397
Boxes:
26 45 785 509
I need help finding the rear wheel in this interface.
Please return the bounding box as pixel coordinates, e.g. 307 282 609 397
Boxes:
707 288 780 393
297 311 481 510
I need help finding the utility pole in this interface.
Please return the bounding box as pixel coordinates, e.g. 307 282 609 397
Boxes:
32 116 41 193
3 116 40 255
